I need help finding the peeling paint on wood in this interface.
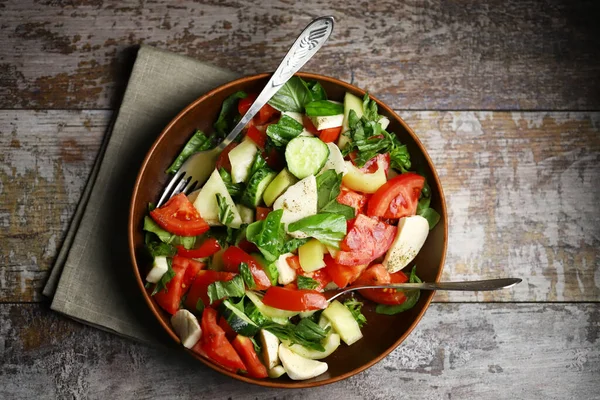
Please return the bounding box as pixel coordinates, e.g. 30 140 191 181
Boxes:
1 0 599 109
1 110 598 302
0 303 597 399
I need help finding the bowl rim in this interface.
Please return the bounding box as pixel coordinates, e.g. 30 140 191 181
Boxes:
128 72 447 388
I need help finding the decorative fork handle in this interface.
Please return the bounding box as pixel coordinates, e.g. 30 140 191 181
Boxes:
327 278 522 302
216 16 335 151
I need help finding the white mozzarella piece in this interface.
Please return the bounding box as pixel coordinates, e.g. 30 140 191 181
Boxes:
171 309 202 349
321 142 348 175
309 114 344 130
274 253 297 285
272 175 318 231
383 215 429 273
146 256 169 283
259 329 280 369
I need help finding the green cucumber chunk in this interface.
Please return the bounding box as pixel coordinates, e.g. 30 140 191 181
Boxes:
285 137 330 179
241 168 277 208
262 168 298 207
220 298 260 337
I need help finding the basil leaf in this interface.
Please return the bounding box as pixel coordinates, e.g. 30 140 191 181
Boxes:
287 213 347 248
343 298 367 327
362 93 380 122
281 237 311 254
174 235 196 250
245 209 286 262
314 170 356 220
417 197 430 214
320 201 355 220
214 91 247 137
297 275 319 290
216 193 235 226
249 152 267 178
218 168 243 198
151 258 175 296
144 216 196 248
263 318 330 352
375 266 422 315
195 298 205 314
207 275 245 304
307 81 327 101
239 262 256 289
250 336 262 354
267 76 312 112
419 207 441 230
266 114 304 147
305 100 344 116
166 130 213 174
146 241 177 258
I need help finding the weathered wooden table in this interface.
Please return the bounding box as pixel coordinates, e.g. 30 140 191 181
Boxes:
1 1 599 399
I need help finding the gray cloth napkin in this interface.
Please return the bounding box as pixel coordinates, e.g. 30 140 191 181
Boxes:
43 45 239 343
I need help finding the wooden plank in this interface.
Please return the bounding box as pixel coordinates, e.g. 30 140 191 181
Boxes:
1 111 598 302
1 0 599 110
0 303 598 399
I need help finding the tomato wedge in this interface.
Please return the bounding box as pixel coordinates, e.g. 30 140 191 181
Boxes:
356 153 390 175
319 126 342 143
335 214 397 266
222 246 271 290
302 115 319 135
255 206 271 221
192 307 246 373
286 255 302 272
255 103 279 125
232 335 268 378
301 268 332 291
184 270 237 311
215 141 238 172
218 316 237 340
238 93 257 115
324 255 368 288
246 125 268 149
263 147 285 171
150 193 209 237
337 186 368 215
355 264 409 305
154 255 202 314
177 238 221 258
262 286 328 311
366 172 425 219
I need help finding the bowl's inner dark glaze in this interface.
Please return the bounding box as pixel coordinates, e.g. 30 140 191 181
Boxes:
130 73 446 387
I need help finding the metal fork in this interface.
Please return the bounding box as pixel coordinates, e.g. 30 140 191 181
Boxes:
157 16 335 207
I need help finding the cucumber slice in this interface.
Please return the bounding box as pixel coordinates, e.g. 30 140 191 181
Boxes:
285 137 329 179
220 298 260 336
268 365 286 378
246 291 297 320
322 300 363 346
263 168 298 207
252 253 279 286
284 332 340 360
228 138 259 184
241 168 277 208
339 92 364 149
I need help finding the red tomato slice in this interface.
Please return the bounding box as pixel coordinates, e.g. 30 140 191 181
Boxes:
255 103 279 125
177 238 221 258
262 286 328 311
286 255 302 272
180 256 205 289
337 186 368 215
193 307 246 373
319 126 342 143
366 172 425 219
153 256 196 315
324 254 368 288
150 193 209 237
232 335 268 378
237 239 258 254
246 125 268 149
256 206 271 221
263 147 284 171
184 270 237 311
301 268 332 291
238 93 257 115
222 246 271 290
358 153 390 174
335 214 397 266
218 316 237 340
302 115 319 135
215 141 238 172
355 264 409 305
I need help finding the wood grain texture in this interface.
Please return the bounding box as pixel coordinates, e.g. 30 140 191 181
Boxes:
1 0 599 110
1 110 598 302
1 303 598 399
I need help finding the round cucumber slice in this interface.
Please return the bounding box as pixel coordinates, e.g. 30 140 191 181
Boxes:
285 137 330 179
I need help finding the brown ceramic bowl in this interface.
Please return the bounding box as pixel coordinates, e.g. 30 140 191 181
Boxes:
128 72 447 388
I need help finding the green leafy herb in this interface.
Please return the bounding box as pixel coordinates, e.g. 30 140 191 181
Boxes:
245 299 269 327
216 193 235 226
207 275 245 304
239 262 256 289
281 237 311 254
146 241 177 258
267 76 312 112
263 318 330 352
218 168 243 198
297 275 319 290
178 235 196 250
315 170 355 220
343 298 367 327
166 130 213 174
248 152 267 178
307 81 327 101
376 266 422 315
250 336 262 354
266 114 304 147
287 213 347 248
362 93 380 122
419 207 441 230
143 216 196 248
245 209 286 262
304 100 344 116
214 91 247 137
195 298 205 314
151 258 175 296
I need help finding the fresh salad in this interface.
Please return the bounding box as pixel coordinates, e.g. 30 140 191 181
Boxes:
142 76 440 380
